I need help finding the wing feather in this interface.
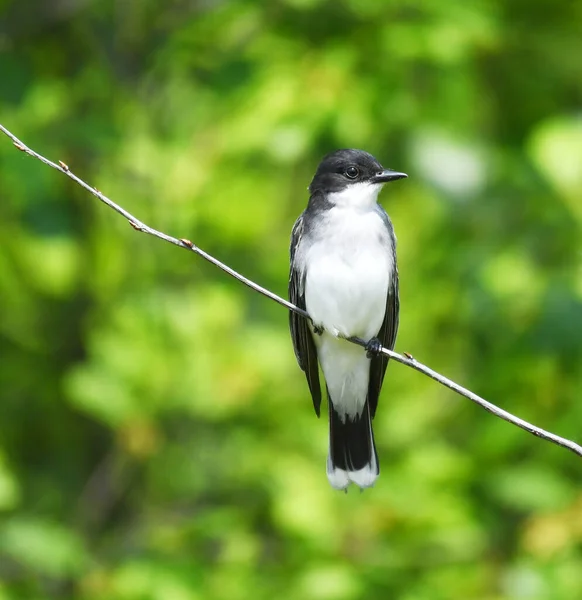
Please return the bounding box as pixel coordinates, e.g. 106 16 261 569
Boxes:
367 256 399 419
289 214 322 416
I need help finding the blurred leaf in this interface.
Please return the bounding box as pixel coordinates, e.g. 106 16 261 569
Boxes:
0 453 19 511
0 518 88 577
487 465 575 512
529 116 582 211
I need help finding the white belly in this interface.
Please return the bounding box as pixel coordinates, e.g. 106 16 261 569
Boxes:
305 249 389 340
301 206 393 418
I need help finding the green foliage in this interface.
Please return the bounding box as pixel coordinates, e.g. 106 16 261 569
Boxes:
1 0 582 598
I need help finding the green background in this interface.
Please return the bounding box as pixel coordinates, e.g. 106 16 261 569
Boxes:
1 1 582 598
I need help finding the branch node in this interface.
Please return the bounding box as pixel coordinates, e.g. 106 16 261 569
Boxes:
13 142 25 151
58 160 69 171
180 238 194 249
128 220 144 231
404 352 415 360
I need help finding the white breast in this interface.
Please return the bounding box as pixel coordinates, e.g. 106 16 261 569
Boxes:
303 205 393 340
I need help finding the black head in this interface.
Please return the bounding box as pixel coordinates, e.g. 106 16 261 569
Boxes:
309 149 407 195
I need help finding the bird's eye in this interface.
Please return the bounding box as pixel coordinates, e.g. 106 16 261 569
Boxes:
345 166 359 179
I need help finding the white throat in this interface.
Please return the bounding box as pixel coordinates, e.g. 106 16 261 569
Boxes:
327 182 383 209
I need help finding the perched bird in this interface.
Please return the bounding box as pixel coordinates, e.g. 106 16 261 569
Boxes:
289 149 406 490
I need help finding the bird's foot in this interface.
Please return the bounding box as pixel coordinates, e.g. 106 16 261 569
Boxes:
312 324 324 336
365 337 383 358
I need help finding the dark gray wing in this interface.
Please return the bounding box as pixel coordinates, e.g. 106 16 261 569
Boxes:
289 214 322 416
367 240 400 419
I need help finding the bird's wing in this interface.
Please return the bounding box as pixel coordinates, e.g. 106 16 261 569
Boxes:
367 251 400 419
289 214 322 416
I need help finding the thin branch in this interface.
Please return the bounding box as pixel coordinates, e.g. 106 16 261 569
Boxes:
2 123 581 460
0 125 307 321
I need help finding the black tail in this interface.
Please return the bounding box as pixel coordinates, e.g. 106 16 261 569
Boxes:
327 398 379 490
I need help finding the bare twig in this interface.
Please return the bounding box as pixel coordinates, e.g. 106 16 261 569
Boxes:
0 125 306 320
2 122 581 460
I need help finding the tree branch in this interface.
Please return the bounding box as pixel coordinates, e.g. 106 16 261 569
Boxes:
2 122 581 460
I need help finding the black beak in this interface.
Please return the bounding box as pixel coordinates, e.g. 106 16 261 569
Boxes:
371 169 408 184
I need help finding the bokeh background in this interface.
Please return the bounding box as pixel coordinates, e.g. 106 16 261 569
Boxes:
1 1 582 598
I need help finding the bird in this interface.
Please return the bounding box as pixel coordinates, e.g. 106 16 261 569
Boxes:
288 149 406 490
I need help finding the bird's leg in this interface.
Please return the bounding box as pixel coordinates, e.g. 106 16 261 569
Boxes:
365 337 382 358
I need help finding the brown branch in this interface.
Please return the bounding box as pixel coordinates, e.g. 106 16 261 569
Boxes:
2 122 581 460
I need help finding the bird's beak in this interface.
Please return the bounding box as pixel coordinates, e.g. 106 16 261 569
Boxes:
371 169 408 184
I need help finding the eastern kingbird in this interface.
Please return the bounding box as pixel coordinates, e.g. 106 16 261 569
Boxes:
289 149 406 490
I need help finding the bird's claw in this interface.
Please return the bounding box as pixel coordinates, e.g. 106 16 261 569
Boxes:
313 324 324 336
365 337 382 358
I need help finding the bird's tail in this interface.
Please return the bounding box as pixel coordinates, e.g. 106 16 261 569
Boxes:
326 397 379 490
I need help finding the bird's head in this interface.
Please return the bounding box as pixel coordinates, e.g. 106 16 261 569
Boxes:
309 148 407 208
